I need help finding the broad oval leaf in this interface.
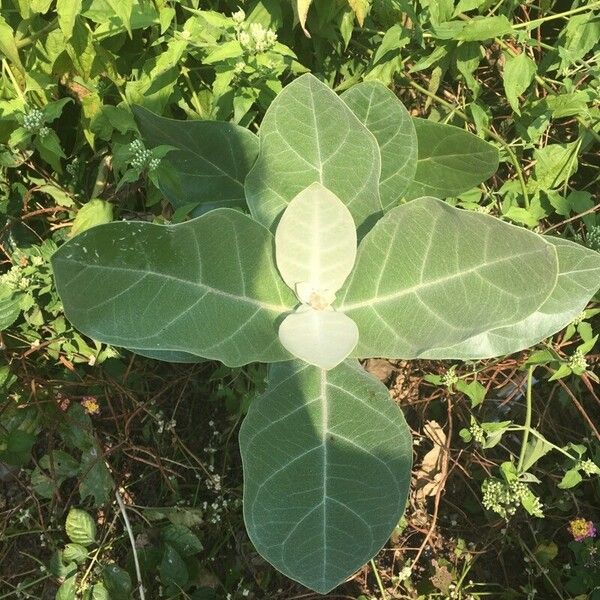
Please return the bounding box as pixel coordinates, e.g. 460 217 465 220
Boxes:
275 182 357 302
240 360 412 594
337 197 559 358
342 82 418 210
421 236 600 358
133 105 259 210
245 73 382 236
278 306 359 369
52 209 296 366
404 118 499 200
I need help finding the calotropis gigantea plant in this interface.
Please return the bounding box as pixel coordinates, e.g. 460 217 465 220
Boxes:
52 74 600 594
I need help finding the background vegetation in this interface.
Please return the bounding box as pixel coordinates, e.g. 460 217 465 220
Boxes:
0 0 599 598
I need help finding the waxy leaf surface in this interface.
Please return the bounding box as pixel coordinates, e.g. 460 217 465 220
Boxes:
342 82 417 210
337 197 559 358
422 236 600 358
278 306 359 369
240 360 412 594
275 182 357 303
133 105 258 210
245 73 382 235
404 118 499 199
52 209 296 366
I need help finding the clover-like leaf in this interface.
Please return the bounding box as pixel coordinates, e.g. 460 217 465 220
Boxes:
240 360 412 594
342 82 418 210
245 73 382 236
275 182 357 305
338 197 559 358
278 306 359 370
52 209 296 366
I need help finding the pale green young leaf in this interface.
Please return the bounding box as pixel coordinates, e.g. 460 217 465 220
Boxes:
70 200 113 238
51 210 296 366
65 508 96 546
0 16 24 72
342 82 417 210
275 182 357 301
278 306 359 369
423 237 600 359
294 0 313 35
56 0 83 40
133 106 258 210
503 52 537 114
456 15 512 41
337 197 559 359
532 142 579 191
0 285 21 331
404 118 499 200
240 360 412 594
245 74 382 236
347 0 370 26
105 0 133 36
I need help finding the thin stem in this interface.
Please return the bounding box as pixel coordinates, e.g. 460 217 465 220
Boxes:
512 1 600 30
116 488 146 600
15 19 59 49
370 558 388 600
517 366 534 473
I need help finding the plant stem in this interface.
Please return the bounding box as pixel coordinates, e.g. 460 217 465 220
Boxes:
15 19 59 49
517 366 533 473
370 558 388 600
512 1 600 30
116 488 146 600
404 77 530 208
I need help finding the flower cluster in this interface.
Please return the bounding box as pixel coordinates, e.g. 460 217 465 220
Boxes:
23 108 49 136
468 421 485 445
235 12 277 55
0 266 31 292
81 396 101 416
568 518 597 541
128 139 160 171
482 478 543 519
441 366 459 388
578 458 600 476
568 349 588 373
586 225 600 253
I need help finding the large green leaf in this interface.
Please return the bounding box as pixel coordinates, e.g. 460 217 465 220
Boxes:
422 236 600 358
51 210 296 366
337 197 559 358
404 118 499 200
240 360 412 594
245 73 382 236
342 82 417 210
133 106 258 210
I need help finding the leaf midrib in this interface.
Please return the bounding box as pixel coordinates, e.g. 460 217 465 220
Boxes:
56 257 290 313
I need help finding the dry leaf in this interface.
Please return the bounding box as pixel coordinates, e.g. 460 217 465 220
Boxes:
414 420 446 503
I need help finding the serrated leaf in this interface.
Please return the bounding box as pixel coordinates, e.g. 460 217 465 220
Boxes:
275 182 357 301
103 564 132 600
162 525 203 556
56 0 82 40
278 306 359 369
245 74 382 237
404 118 499 199
239 360 412 594
70 200 113 237
0 285 21 331
52 210 295 366
105 0 133 36
338 197 559 359
56 574 78 600
0 16 24 72
503 52 537 115
63 543 89 564
456 15 512 41
79 445 113 506
133 106 258 211
160 544 188 590
533 142 579 191
65 508 97 546
347 0 370 26
342 82 417 210
423 237 600 358
294 0 313 36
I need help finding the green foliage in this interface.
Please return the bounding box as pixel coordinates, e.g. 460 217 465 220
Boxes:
49 73 599 593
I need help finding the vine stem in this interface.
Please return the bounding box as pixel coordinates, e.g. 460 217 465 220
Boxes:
370 558 388 600
116 488 146 600
517 366 534 473
512 1 600 30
